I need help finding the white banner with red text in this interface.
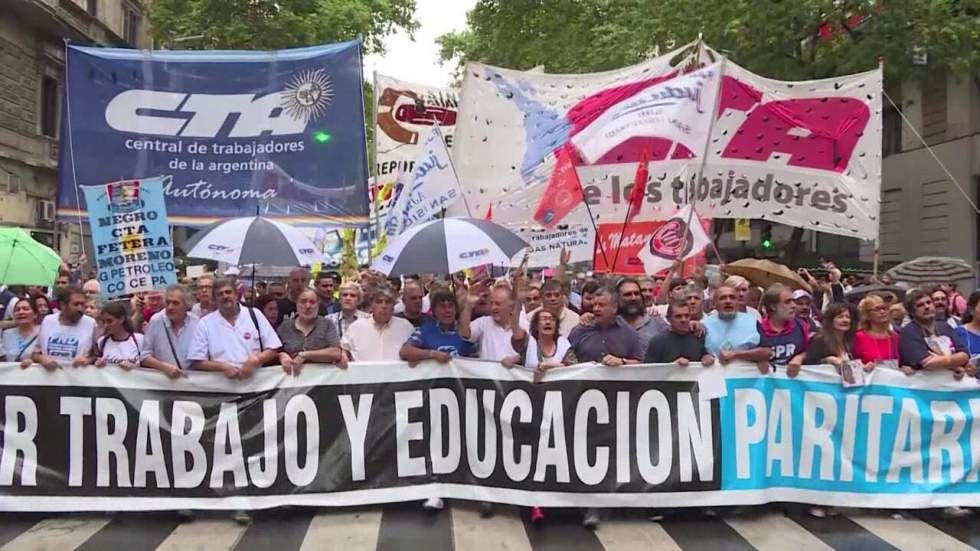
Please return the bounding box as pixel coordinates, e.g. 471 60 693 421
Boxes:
449 43 882 239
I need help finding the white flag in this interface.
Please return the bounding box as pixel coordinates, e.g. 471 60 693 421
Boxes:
571 62 722 164
637 205 711 275
383 126 462 237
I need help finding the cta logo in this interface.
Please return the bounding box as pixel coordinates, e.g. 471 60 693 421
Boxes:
459 248 489 259
105 70 332 138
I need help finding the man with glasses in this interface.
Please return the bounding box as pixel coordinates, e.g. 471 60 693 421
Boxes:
930 288 959 328
191 274 216 317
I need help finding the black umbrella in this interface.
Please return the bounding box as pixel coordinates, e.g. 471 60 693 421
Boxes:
372 218 528 277
885 257 974 286
845 284 906 304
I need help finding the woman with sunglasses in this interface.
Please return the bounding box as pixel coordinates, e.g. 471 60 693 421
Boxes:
853 294 899 365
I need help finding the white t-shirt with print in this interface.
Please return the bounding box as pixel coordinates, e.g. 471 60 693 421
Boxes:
97 333 146 365
38 314 97 362
2 327 39 361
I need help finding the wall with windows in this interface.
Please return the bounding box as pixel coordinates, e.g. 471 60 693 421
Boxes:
878 69 980 274
0 1 151 263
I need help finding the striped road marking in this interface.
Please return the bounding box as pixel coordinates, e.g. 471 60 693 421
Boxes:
0 516 111 551
847 512 976 551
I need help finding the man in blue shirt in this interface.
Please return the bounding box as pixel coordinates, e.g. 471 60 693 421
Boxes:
702 285 771 365
400 289 474 363
899 289 971 378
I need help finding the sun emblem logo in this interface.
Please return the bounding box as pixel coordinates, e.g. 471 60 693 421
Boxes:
281 69 333 123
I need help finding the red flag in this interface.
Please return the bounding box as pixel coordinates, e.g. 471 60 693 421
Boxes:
626 148 650 223
533 145 583 229
484 202 493 221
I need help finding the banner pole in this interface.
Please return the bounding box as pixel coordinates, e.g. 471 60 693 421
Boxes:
673 56 725 280
62 38 86 257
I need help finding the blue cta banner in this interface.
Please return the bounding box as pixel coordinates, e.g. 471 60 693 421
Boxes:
83 177 176 298
58 42 369 227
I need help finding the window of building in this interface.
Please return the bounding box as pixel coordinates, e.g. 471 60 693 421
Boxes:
882 106 901 157
123 4 142 46
40 76 59 138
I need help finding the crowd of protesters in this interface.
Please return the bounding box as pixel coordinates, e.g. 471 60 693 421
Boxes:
2 255 979 527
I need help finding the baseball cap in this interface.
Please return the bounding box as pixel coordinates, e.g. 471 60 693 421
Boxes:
223 266 241 276
792 289 811 300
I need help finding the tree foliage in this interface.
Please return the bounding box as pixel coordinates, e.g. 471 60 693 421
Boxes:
149 0 418 52
439 0 980 81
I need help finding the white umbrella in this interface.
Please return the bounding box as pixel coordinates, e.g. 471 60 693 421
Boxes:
183 216 324 267
372 218 529 277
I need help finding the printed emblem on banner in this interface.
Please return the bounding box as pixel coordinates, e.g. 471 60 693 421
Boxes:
281 69 333 123
244 332 252 340
648 219 693 260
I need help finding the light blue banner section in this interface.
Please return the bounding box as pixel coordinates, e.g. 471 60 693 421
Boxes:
720 372 980 495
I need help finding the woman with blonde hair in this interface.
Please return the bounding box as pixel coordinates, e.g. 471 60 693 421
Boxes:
853 294 899 364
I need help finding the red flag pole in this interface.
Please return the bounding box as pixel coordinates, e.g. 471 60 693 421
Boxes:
610 147 649 271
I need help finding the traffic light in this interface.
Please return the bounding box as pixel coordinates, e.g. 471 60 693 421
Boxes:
761 223 774 250
312 130 332 144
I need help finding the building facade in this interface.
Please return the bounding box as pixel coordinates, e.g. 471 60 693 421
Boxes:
878 69 980 273
0 0 150 261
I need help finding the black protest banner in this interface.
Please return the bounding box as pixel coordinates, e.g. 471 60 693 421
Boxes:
0 361 718 511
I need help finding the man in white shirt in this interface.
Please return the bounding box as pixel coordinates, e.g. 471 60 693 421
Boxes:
29 286 96 369
459 283 516 361
328 281 369 339
190 274 215 317
343 287 414 361
143 284 200 378
188 278 281 378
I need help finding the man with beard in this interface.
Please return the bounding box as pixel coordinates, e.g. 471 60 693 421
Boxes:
617 278 667 350
29 286 96 369
396 280 433 327
639 277 657 310
460 282 516 361
899 289 970 378
644 302 715 366
930 287 960 329
188 278 281 379
702 285 771 365
758 284 808 376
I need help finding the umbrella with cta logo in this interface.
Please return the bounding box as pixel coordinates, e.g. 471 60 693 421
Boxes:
183 216 324 267
372 218 528 277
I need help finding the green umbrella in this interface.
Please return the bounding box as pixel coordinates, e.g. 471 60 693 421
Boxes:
0 227 63 286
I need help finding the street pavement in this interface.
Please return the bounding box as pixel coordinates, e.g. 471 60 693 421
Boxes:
0 503 976 551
